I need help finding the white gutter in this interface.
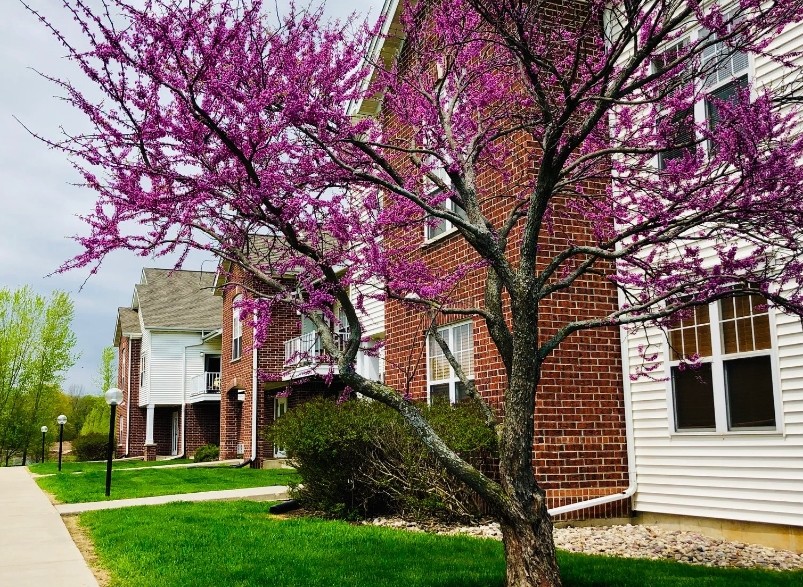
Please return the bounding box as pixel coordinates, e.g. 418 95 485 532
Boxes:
547 287 637 518
251 317 258 464
346 0 401 117
179 344 188 459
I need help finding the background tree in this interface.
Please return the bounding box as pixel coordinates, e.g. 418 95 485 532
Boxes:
94 346 116 395
76 346 118 436
0 287 77 464
57 385 98 440
28 1 803 585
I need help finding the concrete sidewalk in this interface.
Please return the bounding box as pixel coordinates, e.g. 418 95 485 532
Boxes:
55 485 290 515
0 467 98 587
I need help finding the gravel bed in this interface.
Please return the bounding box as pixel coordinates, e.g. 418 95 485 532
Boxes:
366 518 803 571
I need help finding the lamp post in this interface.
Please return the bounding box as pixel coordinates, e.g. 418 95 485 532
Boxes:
40 426 48 463
104 388 123 496
56 415 67 471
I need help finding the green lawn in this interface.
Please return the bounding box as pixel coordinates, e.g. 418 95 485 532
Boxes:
78 501 803 587
29 458 195 475
36 466 298 503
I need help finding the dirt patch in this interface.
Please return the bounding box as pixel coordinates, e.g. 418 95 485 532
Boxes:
62 515 111 587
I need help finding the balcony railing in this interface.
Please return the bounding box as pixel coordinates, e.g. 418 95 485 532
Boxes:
284 332 348 367
190 371 221 396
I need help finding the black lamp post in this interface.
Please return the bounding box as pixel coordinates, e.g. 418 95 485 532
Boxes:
57 415 67 471
104 388 123 496
40 426 48 463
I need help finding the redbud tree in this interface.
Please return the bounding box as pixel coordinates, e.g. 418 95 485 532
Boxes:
27 0 803 585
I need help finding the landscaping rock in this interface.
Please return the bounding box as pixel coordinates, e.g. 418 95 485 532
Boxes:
365 518 803 571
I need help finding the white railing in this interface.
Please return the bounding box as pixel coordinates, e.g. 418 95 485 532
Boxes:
190 371 221 396
284 332 348 367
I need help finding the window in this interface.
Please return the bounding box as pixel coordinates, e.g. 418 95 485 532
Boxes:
668 294 777 432
653 39 695 169
427 322 474 404
700 15 750 148
422 162 466 241
139 352 146 386
232 294 243 361
425 198 467 241
655 15 751 168
273 396 288 458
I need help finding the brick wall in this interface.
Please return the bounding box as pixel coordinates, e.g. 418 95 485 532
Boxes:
153 407 176 456
381 3 628 520
116 336 146 458
218 263 349 466
185 403 221 457
219 264 302 466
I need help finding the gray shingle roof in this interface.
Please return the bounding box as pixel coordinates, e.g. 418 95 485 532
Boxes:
135 269 221 330
118 307 141 335
113 307 142 346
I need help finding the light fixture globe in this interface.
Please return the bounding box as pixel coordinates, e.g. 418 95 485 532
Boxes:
105 387 124 406
41 426 48 433
57 414 67 425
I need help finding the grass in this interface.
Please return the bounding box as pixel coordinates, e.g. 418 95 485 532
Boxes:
78 501 803 587
36 466 298 503
29 458 195 475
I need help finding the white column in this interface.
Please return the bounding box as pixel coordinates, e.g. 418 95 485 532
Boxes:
145 404 155 445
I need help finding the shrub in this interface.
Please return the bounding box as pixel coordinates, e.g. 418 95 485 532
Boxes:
72 432 110 461
194 444 219 462
269 398 497 522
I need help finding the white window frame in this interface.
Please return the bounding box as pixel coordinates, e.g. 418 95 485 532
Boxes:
666 297 782 435
273 396 288 458
426 321 474 404
422 164 466 243
654 14 753 169
139 351 146 387
232 293 243 361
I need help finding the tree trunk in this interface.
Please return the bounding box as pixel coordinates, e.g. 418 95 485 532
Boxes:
500 504 561 587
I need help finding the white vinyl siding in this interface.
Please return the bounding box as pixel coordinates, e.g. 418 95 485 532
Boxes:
140 331 221 405
349 278 385 339
616 11 803 528
625 304 803 526
139 329 151 406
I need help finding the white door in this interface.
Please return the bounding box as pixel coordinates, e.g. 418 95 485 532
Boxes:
273 397 288 458
171 411 179 456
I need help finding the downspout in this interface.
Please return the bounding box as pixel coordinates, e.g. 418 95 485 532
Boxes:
125 340 132 456
251 317 258 465
176 344 187 460
547 287 637 517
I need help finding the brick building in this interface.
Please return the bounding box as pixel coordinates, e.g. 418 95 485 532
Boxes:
214 259 354 467
362 0 629 520
113 268 222 460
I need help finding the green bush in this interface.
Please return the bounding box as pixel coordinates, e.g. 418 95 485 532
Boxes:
194 444 220 462
72 433 110 461
269 398 497 522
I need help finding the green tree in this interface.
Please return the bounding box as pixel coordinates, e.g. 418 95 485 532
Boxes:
78 347 117 437
94 346 116 395
80 397 111 436
0 288 77 465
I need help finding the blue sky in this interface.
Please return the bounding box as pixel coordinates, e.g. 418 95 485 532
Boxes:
0 0 379 395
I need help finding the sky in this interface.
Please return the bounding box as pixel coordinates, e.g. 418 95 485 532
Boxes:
0 0 379 396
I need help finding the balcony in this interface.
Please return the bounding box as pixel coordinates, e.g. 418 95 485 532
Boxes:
188 371 221 401
283 332 347 380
